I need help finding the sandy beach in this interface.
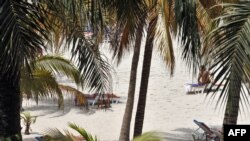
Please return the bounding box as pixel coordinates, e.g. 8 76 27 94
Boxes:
22 47 250 141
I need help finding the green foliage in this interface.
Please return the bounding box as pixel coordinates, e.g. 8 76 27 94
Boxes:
68 123 99 141
206 1 250 112
34 55 83 87
175 0 201 73
21 112 37 126
21 112 37 135
133 132 165 141
45 123 99 141
0 0 49 81
0 134 21 141
45 123 164 141
21 55 91 109
42 0 113 93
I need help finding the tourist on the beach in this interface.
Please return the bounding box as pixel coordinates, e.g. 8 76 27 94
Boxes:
198 65 211 85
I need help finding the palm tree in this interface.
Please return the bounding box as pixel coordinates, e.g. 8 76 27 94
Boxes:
101 1 147 140
0 0 112 139
119 24 145 141
133 13 158 137
133 0 242 137
0 1 49 139
176 0 248 126
20 112 37 135
103 0 200 139
106 0 173 139
204 1 250 125
134 1 247 137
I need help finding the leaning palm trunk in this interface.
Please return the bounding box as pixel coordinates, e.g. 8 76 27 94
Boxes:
119 25 144 141
0 75 22 140
134 15 158 137
223 73 242 125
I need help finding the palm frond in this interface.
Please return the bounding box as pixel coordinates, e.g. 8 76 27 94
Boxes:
102 0 147 65
45 128 75 141
0 0 49 81
68 123 99 141
174 0 201 73
21 69 63 108
156 1 175 75
43 1 112 94
71 36 112 93
196 0 220 64
45 123 98 141
198 0 223 18
207 2 250 110
34 55 82 87
159 0 176 34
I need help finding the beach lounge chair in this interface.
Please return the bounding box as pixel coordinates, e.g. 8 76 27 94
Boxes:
192 120 222 141
185 84 206 94
185 83 223 94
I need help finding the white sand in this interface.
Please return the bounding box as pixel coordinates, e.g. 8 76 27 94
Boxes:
22 47 250 141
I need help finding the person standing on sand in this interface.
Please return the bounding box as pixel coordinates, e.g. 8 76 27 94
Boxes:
198 65 211 85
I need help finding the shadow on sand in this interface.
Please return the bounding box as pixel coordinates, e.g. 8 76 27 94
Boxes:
22 98 117 118
161 128 194 141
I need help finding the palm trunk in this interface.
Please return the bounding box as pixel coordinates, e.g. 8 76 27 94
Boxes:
24 124 30 135
119 25 144 141
223 71 241 125
133 16 158 137
0 75 22 141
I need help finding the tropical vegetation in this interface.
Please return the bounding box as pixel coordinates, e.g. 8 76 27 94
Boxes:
45 123 164 141
20 112 37 135
21 55 85 110
0 0 111 140
108 0 249 140
1 0 250 140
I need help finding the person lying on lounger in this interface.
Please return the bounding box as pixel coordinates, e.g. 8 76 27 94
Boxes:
198 65 212 85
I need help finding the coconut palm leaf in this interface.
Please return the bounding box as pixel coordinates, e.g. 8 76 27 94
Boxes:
40 0 113 94
21 69 63 107
68 123 99 141
21 55 91 108
45 123 98 141
174 0 201 73
101 0 147 64
207 2 250 114
33 55 82 87
156 1 175 75
45 128 75 141
45 123 164 141
0 0 49 81
71 38 112 93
